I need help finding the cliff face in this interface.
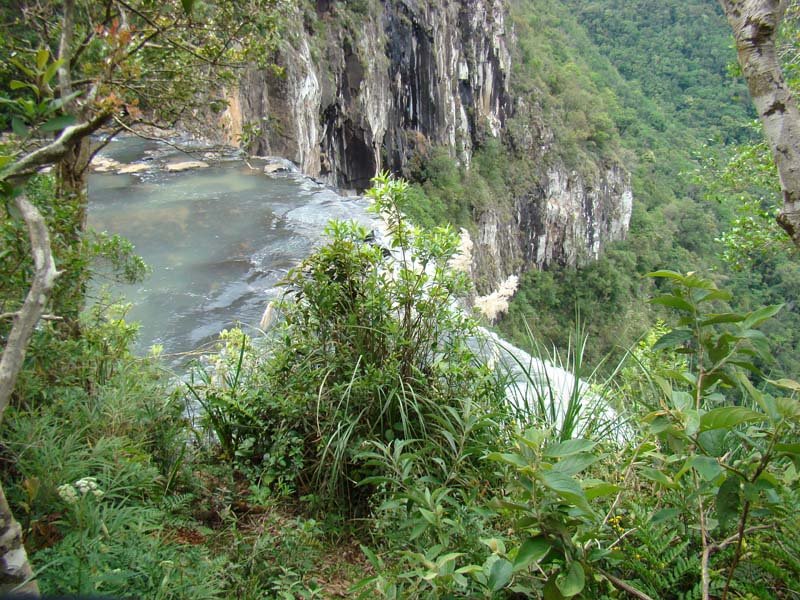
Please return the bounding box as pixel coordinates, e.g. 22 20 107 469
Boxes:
220 0 632 284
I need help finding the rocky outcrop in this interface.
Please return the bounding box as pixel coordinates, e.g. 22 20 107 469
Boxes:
473 163 633 287
219 0 632 285
224 0 510 190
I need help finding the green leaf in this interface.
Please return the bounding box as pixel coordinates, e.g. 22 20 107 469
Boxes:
181 0 196 14
584 482 619 500
650 294 694 313
700 312 746 326
556 562 585 597
769 378 800 393
775 397 800 419
551 453 599 476
647 269 685 280
650 507 680 524
692 456 723 481
543 438 597 458
487 452 529 468
36 47 49 70
653 329 692 351
40 114 76 132
776 443 800 456
488 558 513 592
537 471 594 514
699 407 765 431
418 507 437 525
513 537 550 571
741 304 783 329
639 467 676 488
11 117 28 137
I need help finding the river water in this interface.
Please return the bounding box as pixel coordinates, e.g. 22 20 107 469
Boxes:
88 136 375 359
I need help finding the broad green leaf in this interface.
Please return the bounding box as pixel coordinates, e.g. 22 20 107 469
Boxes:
11 117 28 137
671 390 693 411
9 80 36 93
653 329 692 351
537 471 594 514
650 294 694 313
487 452 529 468
697 429 727 457
699 407 764 431
437 552 463 567
513 537 550 571
776 443 800 455
40 114 77 132
418 507 437 525
584 482 619 500
692 456 723 481
685 409 701 437
544 575 567 600
647 269 685 280
551 453 599 476
694 288 732 302
43 59 63 86
556 562 585 597
648 415 674 434
181 0 196 14
639 467 676 488
543 438 597 457
769 378 800 393
700 312 746 326
775 397 800 419
455 564 483 574
488 558 513 592
741 304 783 329
650 507 680 524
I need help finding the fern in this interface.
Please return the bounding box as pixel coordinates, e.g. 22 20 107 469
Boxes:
618 508 702 598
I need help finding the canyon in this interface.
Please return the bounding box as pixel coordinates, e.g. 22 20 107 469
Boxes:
215 0 633 288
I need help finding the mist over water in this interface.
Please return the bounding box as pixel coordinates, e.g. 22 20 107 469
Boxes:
88 136 374 360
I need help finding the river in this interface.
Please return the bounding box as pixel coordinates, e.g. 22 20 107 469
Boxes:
88 135 375 360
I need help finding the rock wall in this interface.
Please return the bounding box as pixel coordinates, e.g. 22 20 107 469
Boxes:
221 0 632 285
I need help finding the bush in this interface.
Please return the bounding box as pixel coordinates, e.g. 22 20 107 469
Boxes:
192 175 506 513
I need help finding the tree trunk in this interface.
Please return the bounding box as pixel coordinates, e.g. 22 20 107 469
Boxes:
0 194 58 597
719 0 800 248
55 136 93 326
0 485 38 596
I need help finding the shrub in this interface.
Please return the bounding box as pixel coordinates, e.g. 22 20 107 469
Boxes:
192 175 505 513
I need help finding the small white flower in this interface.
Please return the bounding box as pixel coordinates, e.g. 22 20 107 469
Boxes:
74 477 104 498
57 484 78 505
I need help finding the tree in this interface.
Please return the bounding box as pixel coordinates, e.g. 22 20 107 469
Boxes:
718 0 800 248
0 0 284 592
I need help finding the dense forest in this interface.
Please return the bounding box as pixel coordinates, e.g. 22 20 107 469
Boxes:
1 0 799 598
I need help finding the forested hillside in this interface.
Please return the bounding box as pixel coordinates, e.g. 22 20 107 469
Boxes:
494 0 800 377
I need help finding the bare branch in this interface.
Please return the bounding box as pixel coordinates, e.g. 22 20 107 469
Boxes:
597 568 656 600
57 0 76 111
0 194 61 420
0 111 111 184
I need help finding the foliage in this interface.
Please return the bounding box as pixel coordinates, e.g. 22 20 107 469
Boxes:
190 174 504 513
1 174 148 336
